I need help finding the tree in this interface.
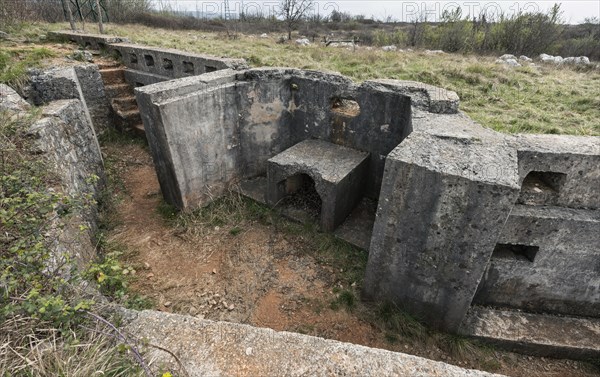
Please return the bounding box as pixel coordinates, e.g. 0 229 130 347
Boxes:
279 0 314 40
96 0 104 33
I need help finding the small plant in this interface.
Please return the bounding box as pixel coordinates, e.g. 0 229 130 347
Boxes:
84 246 152 310
375 302 427 341
229 226 242 236
157 199 178 221
330 290 356 311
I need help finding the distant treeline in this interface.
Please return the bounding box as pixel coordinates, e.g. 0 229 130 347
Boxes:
1 1 598 60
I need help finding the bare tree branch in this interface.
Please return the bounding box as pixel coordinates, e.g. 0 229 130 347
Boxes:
278 0 314 40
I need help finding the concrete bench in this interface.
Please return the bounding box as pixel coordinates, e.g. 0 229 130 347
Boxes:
266 139 369 231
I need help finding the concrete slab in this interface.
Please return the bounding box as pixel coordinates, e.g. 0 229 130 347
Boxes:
459 306 600 361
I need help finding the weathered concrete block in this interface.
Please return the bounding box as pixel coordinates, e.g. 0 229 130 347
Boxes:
142 80 244 208
26 64 110 134
267 139 370 231
29 99 104 197
512 134 600 209
28 99 105 266
363 126 520 332
474 205 600 317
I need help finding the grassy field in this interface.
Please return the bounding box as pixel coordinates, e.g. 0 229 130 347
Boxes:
102 24 598 136
3 22 600 136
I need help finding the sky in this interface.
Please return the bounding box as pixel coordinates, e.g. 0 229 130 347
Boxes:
157 1 600 24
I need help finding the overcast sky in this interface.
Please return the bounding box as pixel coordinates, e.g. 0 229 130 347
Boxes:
160 1 599 24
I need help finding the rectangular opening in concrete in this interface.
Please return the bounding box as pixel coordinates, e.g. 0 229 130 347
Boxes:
130 53 138 64
205 65 217 73
183 61 194 74
277 173 322 222
163 58 174 70
331 97 361 117
144 54 155 67
492 243 539 262
518 171 567 206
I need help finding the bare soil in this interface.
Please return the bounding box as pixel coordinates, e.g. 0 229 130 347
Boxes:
104 141 599 377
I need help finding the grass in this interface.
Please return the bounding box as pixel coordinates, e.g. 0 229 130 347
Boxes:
0 316 143 377
3 22 600 135
0 46 56 87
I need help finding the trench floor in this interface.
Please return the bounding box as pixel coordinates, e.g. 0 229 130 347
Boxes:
103 140 599 377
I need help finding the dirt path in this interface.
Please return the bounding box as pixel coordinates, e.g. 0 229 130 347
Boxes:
104 141 599 377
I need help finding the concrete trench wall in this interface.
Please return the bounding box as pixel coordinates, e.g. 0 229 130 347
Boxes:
46 31 598 351
135 61 598 334
1 83 104 269
135 68 444 209
49 31 248 83
1 70 506 377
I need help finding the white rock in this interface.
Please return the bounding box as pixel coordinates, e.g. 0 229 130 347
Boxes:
425 49 445 54
499 54 517 60
0 83 31 113
496 58 521 67
382 45 397 51
295 38 310 46
540 53 564 64
260 33 268 38
519 55 532 62
562 56 591 65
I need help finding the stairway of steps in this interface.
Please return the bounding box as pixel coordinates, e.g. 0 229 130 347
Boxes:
97 62 145 138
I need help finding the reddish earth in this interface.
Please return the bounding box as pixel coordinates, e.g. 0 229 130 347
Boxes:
103 141 599 377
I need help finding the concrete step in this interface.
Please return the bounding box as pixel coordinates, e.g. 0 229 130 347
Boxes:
116 109 142 125
131 123 146 138
99 68 126 85
112 96 138 112
104 83 134 99
96 61 121 70
458 306 600 361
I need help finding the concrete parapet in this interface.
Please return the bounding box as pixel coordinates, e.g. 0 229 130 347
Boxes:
123 309 505 377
